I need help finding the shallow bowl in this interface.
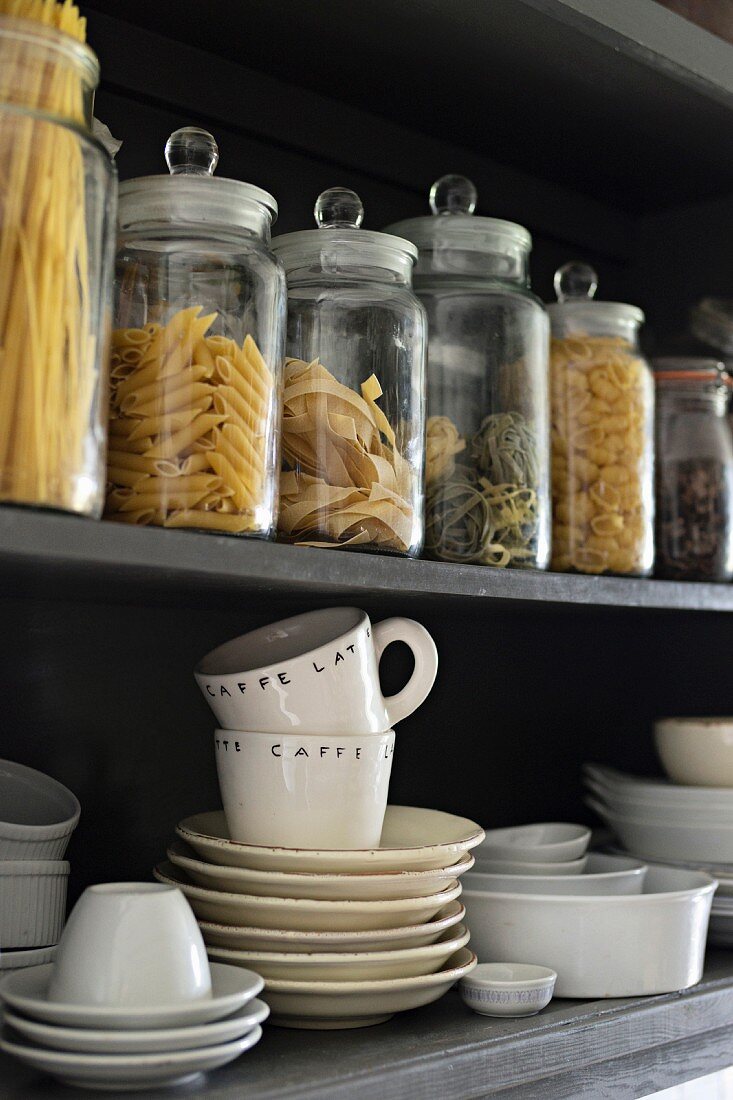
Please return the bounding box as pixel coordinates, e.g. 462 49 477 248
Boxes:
474 823 590 864
459 962 556 1017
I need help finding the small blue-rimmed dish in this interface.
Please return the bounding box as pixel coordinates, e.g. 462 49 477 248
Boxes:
459 962 557 1017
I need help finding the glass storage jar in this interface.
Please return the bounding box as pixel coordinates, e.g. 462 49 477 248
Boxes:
271 187 426 556
654 358 733 582
549 263 654 576
387 175 550 569
0 13 116 517
108 127 285 537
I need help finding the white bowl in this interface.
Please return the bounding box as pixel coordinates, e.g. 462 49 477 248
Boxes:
0 760 80 860
459 962 556 1017
167 838 474 900
207 924 470 981
586 780 733 828
463 866 716 998
198 900 466 954
471 854 588 876
0 861 69 949
177 807 485 874
587 797 733 863
584 763 733 807
262 947 477 1029
154 862 462 932
655 718 733 788
464 853 646 896
475 823 590 864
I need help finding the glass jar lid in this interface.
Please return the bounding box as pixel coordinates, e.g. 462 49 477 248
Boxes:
387 174 531 255
547 262 644 327
118 127 278 234
653 356 730 387
272 187 417 276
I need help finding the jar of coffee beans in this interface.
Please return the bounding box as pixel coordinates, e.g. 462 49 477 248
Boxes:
654 358 733 582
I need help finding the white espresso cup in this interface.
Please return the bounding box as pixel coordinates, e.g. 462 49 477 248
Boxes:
47 883 212 1007
214 729 395 848
195 607 438 735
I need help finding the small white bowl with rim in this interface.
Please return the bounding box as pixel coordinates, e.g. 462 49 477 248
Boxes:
475 824 590 864
459 962 557 1017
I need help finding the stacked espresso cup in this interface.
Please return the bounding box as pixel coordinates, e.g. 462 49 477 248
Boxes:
162 607 481 1028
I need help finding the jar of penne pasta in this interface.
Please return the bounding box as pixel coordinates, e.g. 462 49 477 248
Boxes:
271 188 426 555
549 262 654 576
387 176 550 569
107 127 286 536
0 6 116 517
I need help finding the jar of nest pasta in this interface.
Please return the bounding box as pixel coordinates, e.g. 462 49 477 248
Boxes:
107 127 285 536
548 263 654 576
271 188 426 555
387 175 550 569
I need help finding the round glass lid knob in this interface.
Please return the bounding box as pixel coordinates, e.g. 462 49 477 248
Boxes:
429 174 477 216
314 187 365 229
165 127 219 176
554 261 598 302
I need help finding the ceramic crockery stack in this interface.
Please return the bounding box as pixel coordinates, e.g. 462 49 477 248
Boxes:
195 607 439 848
0 883 268 1090
155 805 483 1028
0 759 80 972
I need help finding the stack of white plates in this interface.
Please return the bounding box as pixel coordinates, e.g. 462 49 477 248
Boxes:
155 806 482 1028
584 764 733 864
0 963 267 1090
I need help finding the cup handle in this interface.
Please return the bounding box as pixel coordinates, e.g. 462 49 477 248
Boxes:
372 618 438 727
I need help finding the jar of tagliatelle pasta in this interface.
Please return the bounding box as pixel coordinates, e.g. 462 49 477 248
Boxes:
387 176 550 569
549 263 654 576
107 127 285 536
270 188 426 555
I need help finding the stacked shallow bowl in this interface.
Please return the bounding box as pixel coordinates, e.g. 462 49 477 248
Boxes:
154 806 482 1028
0 760 79 972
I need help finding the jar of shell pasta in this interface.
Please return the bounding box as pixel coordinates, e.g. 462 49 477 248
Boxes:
387 176 550 570
107 127 285 536
549 262 654 576
271 187 426 556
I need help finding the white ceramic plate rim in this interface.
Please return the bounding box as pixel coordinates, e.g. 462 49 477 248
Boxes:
3 998 270 1052
0 962 263 1027
155 862 462 911
0 1025 262 1068
584 765 733 800
264 948 476 993
178 807 485 856
207 925 470 965
462 876 717 904
168 841 474 884
197 900 466 944
0 945 57 971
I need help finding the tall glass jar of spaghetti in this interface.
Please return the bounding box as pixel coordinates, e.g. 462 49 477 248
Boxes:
387 175 550 570
108 127 285 536
0 6 116 517
549 263 654 576
271 187 426 556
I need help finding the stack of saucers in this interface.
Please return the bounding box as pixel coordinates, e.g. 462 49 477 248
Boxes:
0 883 267 1091
0 759 80 973
154 805 482 1028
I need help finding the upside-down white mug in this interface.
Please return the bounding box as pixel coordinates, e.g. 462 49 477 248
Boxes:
195 607 438 734
214 729 395 848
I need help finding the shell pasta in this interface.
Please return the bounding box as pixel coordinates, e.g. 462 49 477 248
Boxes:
106 306 275 534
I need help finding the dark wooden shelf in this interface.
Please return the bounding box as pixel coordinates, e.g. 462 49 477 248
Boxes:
1 508 733 612
2 950 733 1098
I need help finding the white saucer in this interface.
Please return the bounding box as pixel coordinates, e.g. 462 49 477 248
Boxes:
0 1024 262 1091
0 962 263 1029
4 997 269 1054
0 945 57 970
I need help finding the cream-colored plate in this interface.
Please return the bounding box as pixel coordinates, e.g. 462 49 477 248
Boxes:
262 947 477 1029
168 839 473 901
208 925 470 981
155 862 461 932
199 900 466 953
177 807 485 874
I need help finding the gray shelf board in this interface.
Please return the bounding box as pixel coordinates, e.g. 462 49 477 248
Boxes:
3 951 733 1099
83 0 733 212
1 509 733 613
